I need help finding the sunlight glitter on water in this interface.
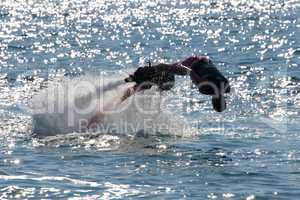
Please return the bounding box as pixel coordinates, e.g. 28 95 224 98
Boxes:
1 0 300 199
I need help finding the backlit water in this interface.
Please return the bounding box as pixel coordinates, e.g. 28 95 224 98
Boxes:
1 0 300 199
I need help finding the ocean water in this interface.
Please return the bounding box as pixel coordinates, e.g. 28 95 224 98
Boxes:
1 0 300 199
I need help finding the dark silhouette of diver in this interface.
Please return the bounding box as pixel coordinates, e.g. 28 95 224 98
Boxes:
88 56 230 128
124 56 230 112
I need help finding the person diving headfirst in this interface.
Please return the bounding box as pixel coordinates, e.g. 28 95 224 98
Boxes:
123 56 230 112
88 56 230 128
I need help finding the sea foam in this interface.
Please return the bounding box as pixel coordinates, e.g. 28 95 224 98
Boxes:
31 73 194 137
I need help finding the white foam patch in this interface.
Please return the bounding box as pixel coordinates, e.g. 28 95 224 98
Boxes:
31 73 195 138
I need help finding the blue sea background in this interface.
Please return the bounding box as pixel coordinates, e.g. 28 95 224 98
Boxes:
1 0 300 199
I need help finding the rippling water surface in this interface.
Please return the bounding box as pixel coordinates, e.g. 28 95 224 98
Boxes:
1 0 300 199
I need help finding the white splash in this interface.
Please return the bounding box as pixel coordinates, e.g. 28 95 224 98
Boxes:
31 73 195 138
